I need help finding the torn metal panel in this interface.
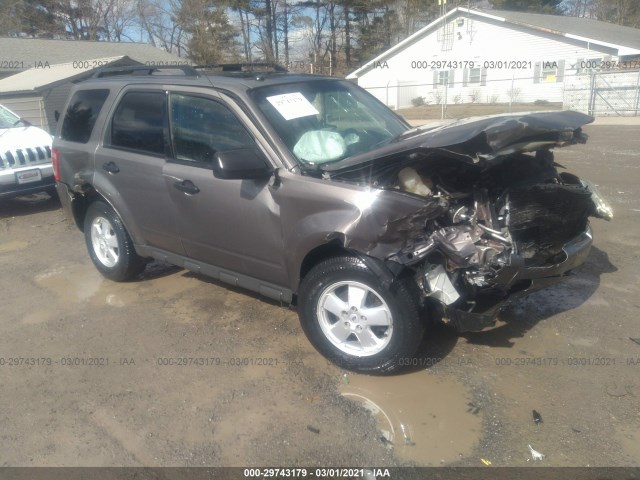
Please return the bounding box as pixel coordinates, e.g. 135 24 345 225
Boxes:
320 110 594 173
275 110 607 334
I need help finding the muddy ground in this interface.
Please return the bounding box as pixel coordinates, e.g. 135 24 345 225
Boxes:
0 125 639 470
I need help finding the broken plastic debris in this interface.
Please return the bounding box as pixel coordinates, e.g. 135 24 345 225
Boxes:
480 458 492 465
528 444 545 461
532 410 543 425
341 373 350 384
581 179 613 221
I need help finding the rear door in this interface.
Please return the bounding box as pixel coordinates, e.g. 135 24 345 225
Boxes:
163 89 288 287
94 87 184 254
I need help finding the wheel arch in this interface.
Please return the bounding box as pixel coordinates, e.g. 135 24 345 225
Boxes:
297 240 401 295
299 239 351 288
70 182 145 247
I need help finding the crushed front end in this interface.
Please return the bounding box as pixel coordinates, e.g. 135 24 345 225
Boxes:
322 111 612 332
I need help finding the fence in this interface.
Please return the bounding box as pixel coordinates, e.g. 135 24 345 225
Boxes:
361 70 640 119
564 70 640 116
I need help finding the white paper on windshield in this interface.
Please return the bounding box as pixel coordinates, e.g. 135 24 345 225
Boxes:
266 92 319 120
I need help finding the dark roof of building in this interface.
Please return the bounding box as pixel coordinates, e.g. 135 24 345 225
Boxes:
488 9 640 51
0 37 184 74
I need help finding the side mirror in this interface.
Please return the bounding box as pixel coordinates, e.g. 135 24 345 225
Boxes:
212 148 274 180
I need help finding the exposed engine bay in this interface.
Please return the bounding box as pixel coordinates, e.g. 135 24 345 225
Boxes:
313 113 613 331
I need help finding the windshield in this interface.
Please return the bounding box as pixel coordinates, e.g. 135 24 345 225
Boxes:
251 80 408 165
0 105 22 129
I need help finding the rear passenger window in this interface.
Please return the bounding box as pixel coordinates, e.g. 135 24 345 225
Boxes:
170 94 255 164
110 91 166 156
61 89 109 143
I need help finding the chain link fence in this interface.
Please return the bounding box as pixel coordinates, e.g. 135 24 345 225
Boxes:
361 69 640 119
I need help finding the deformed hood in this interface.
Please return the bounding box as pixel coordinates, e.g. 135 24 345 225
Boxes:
321 110 593 173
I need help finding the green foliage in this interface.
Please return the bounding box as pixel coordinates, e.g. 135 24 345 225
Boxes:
490 0 564 14
179 0 241 64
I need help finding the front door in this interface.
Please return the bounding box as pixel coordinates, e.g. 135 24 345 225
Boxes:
163 91 287 287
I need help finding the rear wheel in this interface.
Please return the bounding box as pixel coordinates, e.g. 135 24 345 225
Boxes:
84 201 146 281
298 256 425 374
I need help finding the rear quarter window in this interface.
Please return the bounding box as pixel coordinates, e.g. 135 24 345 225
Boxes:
60 89 110 143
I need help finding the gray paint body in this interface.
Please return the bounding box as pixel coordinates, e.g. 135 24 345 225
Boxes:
53 71 598 309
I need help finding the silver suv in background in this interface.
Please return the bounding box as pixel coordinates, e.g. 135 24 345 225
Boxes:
0 104 55 198
53 65 612 373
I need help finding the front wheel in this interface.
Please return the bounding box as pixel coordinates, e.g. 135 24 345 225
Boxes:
298 256 425 374
84 201 146 281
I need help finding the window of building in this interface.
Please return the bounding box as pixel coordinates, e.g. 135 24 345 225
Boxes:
469 68 481 84
542 63 558 82
534 60 565 84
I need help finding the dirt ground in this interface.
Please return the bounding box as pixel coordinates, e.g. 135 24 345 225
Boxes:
1 125 639 470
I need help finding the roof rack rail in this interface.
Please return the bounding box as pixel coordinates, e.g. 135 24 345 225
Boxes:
194 62 288 73
91 65 199 78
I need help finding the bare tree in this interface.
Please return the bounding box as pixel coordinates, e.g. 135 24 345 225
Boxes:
103 0 138 41
136 0 186 53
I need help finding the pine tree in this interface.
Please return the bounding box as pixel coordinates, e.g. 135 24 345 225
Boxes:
490 0 564 14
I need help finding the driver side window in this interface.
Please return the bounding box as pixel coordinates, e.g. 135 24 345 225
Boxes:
169 94 255 165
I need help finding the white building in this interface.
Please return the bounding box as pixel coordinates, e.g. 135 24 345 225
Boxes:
347 7 640 113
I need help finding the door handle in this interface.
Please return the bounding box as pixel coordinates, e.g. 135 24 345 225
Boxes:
103 161 120 174
173 179 200 195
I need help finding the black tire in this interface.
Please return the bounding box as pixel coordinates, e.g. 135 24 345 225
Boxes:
298 256 425 374
83 201 146 281
45 186 58 199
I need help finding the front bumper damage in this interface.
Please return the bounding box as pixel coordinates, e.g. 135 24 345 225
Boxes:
318 112 610 333
436 225 593 332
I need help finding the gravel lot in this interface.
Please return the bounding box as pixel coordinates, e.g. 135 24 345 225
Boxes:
0 125 639 469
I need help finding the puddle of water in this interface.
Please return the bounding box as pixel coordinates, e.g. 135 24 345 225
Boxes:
340 370 481 465
22 309 52 324
35 264 138 307
104 291 140 307
147 270 202 298
616 425 640 463
36 266 104 302
0 240 29 253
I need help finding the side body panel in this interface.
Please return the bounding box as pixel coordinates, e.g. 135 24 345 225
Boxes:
271 170 441 291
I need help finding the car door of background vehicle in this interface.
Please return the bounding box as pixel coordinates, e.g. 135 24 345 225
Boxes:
163 90 288 287
95 87 184 254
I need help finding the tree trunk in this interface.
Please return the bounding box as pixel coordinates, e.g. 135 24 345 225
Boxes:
344 4 351 68
283 0 289 66
238 7 250 61
265 0 274 61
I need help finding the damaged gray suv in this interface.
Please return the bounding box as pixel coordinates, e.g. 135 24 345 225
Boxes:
53 64 612 373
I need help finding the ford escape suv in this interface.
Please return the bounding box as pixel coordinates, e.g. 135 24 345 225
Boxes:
53 64 612 373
